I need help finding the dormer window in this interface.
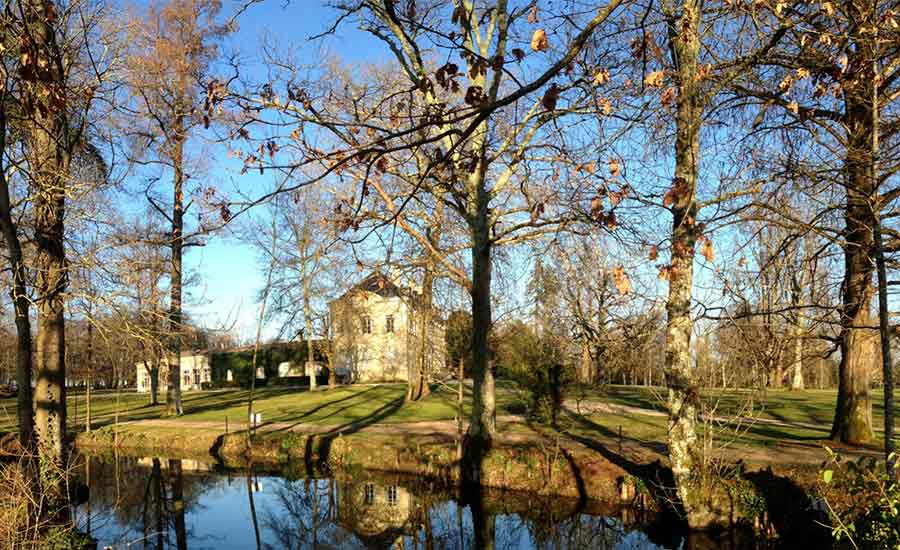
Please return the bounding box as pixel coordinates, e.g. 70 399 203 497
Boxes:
386 315 395 333
361 316 372 334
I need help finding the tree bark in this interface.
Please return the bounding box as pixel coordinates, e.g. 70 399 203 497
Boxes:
146 358 160 405
464 182 495 484
467 220 495 428
166 127 185 416
662 0 704 523
0 111 35 447
23 0 70 477
830 93 877 445
790 325 804 391
407 262 433 401
85 312 92 432
304 278 316 391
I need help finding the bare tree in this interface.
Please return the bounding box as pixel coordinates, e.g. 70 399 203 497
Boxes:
122 0 227 416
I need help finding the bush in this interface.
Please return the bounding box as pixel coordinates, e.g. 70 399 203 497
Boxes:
494 320 571 425
820 448 900 549
0 449 94 550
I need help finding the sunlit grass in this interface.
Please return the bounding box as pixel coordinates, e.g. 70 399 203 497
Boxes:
1 382 898 451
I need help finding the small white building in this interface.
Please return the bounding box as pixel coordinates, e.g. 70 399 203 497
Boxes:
135 351 211 393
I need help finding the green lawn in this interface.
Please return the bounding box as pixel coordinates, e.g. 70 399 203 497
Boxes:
588 385 900 431
1 383 898 450
0 383 520 433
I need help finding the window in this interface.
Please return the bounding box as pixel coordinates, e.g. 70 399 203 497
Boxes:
386 315 394 333
194 371 201 385
361 316 372 334
364 483 375 505
386 485 398 507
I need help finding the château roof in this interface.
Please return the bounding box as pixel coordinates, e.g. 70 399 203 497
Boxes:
351 272 408 298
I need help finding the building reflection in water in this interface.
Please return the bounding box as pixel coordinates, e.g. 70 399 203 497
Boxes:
72 454 772 550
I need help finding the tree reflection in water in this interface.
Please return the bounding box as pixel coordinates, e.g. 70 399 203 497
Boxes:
72 455 216 549
73 454 772 550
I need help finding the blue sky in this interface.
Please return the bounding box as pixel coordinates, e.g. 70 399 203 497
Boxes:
164 0 740 343
179 1 395 340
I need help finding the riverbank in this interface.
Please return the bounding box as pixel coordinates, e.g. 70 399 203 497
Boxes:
8 383 881 534
74 416 635 502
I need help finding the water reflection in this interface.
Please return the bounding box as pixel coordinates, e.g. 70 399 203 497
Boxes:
72 455 787 549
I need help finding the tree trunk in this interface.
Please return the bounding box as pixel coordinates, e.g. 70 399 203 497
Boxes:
580 341 592 384
304 279 316 391
85 316 93 432
662 0 704 525
407 263 433 401
790 325 804 391
830 94 877 445
166 129 185 416
772 362 784 389
24 0 70 487
327 346 336 389
147 358 160 406
464 188 495 484
0 110 35 446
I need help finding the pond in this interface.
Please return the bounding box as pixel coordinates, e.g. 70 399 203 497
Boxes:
71 454 798 549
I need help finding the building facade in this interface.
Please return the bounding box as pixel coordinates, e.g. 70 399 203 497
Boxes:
135 351 212 393
329 272 446 383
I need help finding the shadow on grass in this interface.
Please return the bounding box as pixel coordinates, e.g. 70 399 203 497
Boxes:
265 385 389 430
307 392 407 475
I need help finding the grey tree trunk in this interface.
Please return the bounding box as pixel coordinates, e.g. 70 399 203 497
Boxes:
790 325 804 391
24 0 70 478
662 0 705 525
166 127 185 416
304 281 316 391
147 358 160 405
407 263 433 401
830 90 877 445
0 111 35 447
464 180 495 484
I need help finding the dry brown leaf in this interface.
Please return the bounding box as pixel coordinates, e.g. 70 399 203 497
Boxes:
645 70 665 88
593 69 610 86
660 86 676 106
613 265 632 295
699 237 715 262
609 190 623 206
608 157 621 178
542 83 560 110
604 211 617 230
531 29 549 52
658 265 671 280
649 245 659 261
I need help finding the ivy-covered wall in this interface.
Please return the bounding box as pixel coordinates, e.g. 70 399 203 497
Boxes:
209 341 326 387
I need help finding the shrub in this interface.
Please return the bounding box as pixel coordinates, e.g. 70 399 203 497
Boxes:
820 448 900 549
494 320 571 425
0 450 94 550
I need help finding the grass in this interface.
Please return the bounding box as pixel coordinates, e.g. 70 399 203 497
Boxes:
587 384 900 432
0 383 521 433
2 382 898 454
